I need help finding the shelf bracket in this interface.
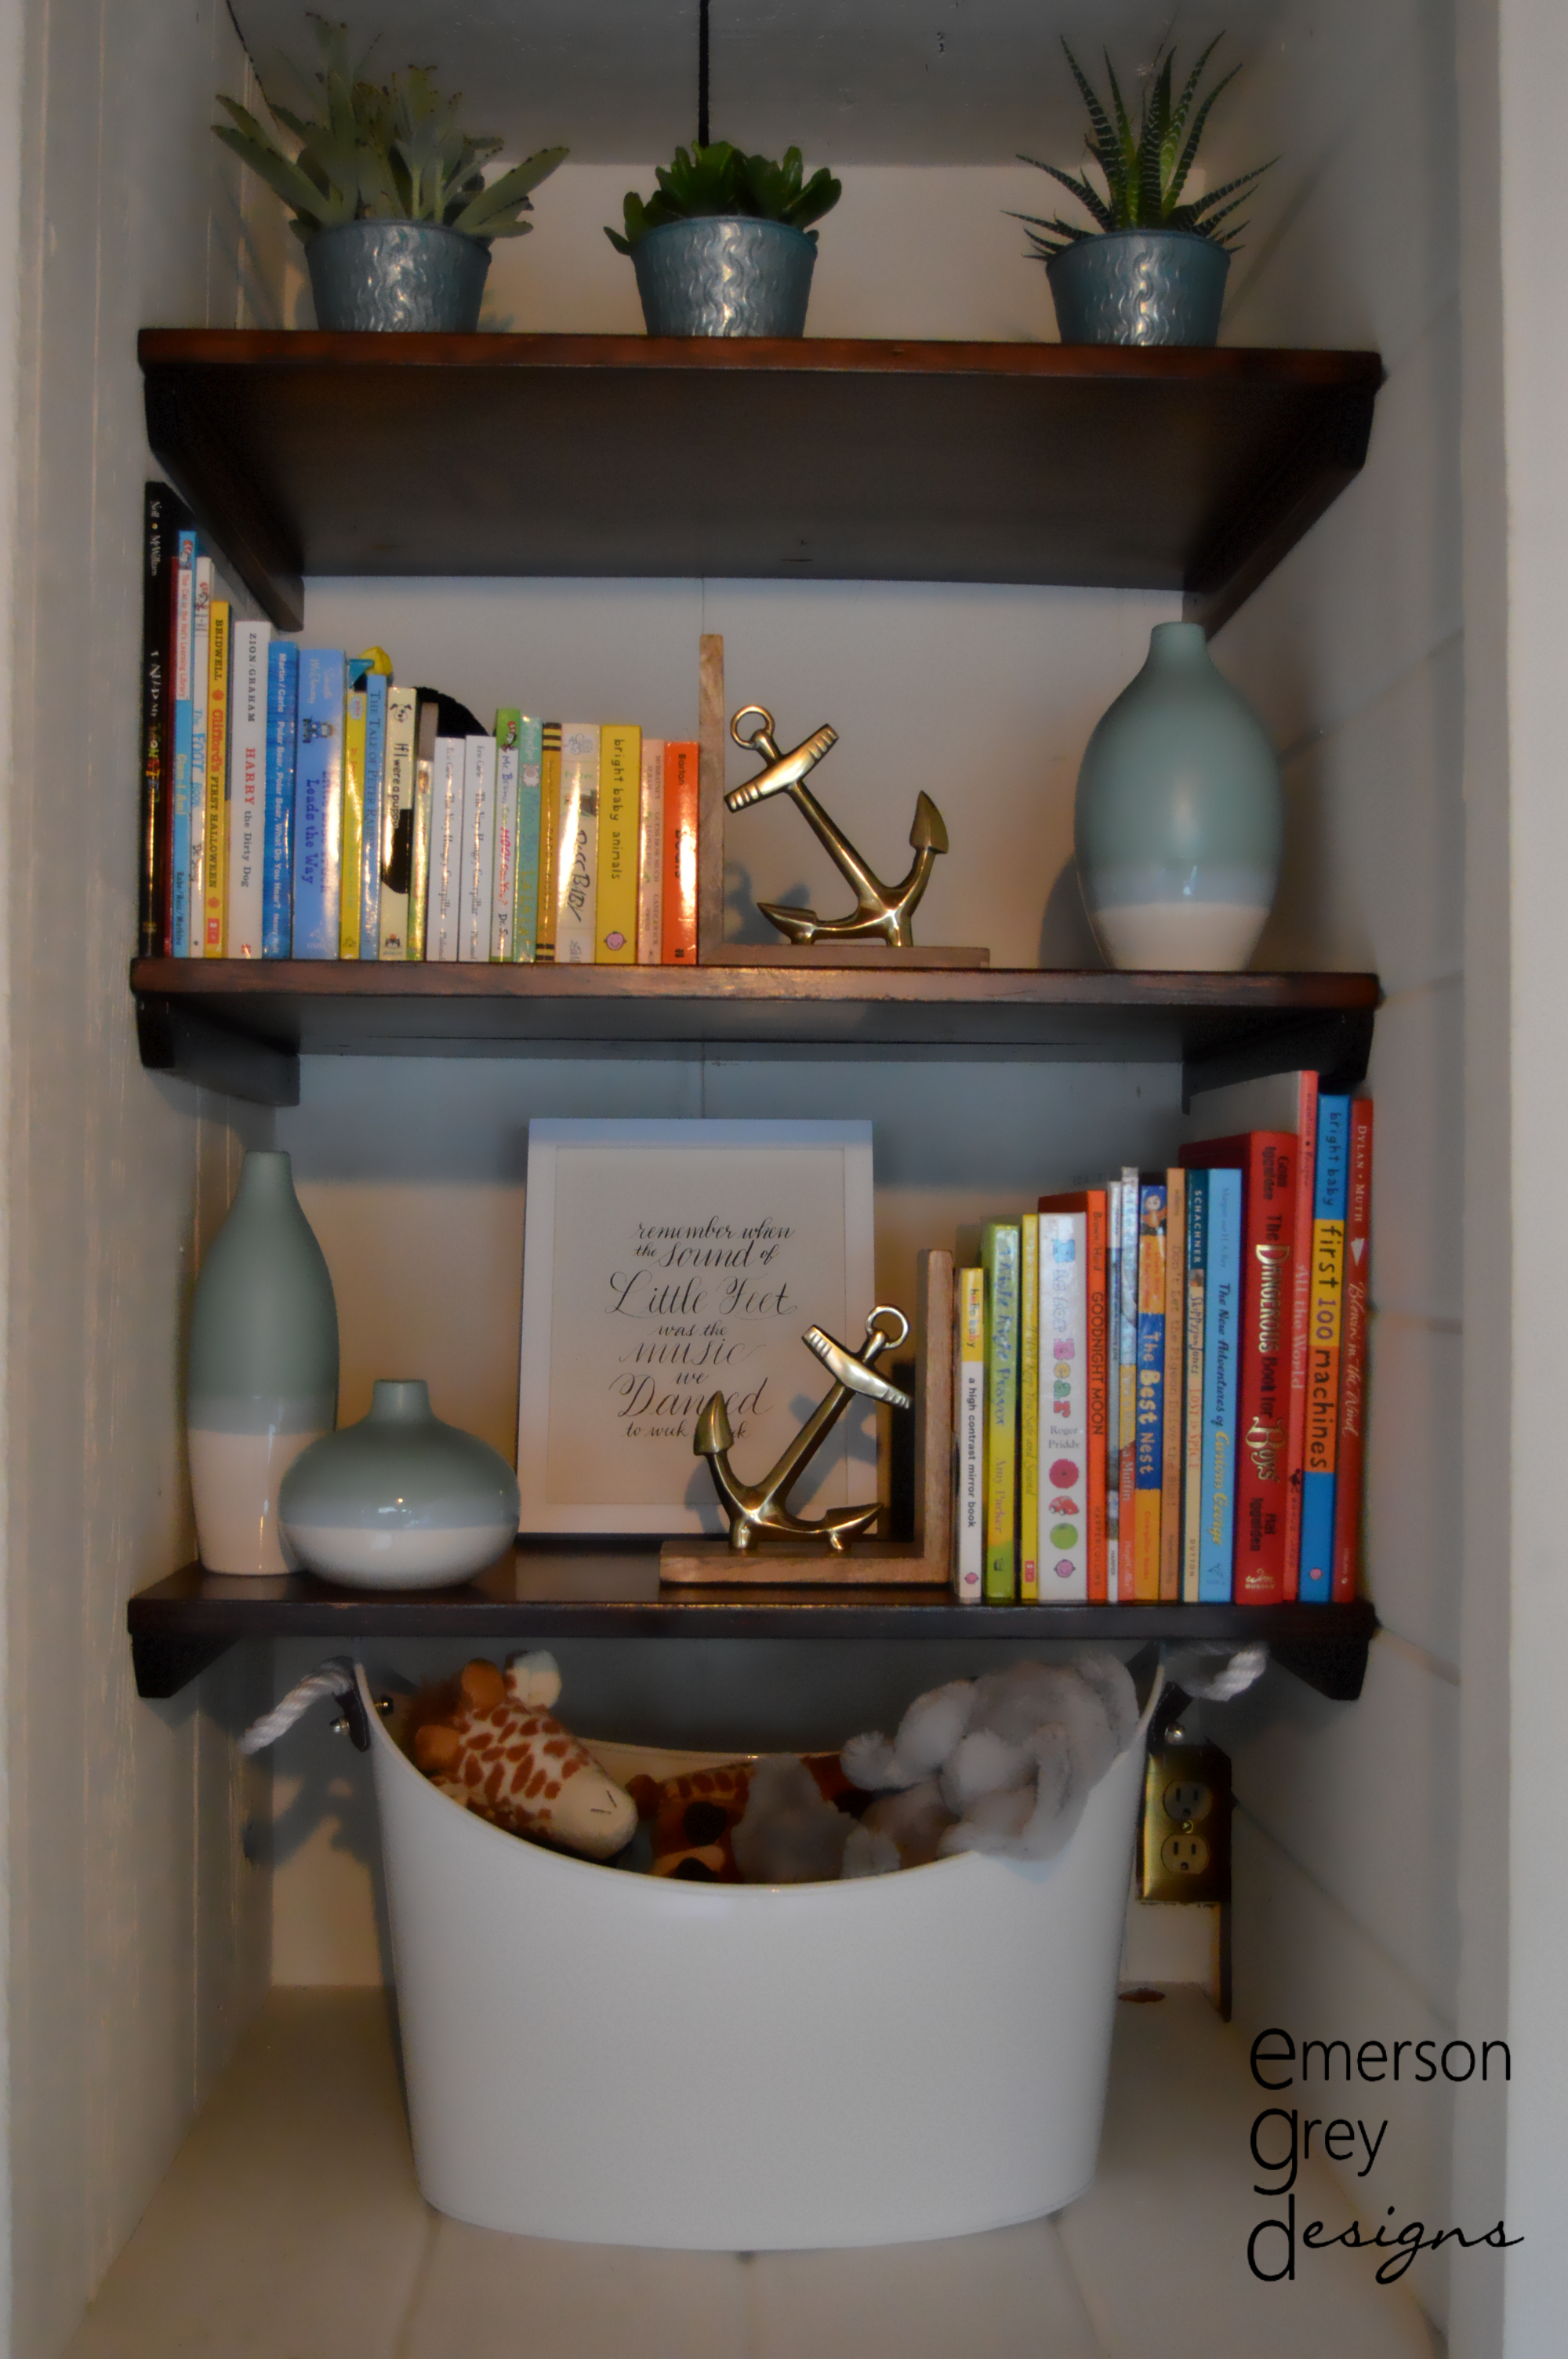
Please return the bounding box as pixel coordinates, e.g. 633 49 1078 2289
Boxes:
1270 1625 1374 1703
136 994 299 1107
1183 1005 1375 1109
131 1630 236 1699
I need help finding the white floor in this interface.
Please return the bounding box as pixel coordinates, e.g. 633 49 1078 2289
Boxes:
63 1986 1439 2359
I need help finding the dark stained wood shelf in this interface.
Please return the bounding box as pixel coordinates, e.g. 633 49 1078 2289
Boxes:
129 1550 1378 1704
131 958 1379 1109
140 332 1383 638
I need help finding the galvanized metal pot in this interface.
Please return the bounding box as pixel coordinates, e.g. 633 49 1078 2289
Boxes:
307 220 491 333
1047 229 1229 347
632 218 815 337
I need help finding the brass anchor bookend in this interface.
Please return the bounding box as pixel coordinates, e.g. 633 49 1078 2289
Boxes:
695 1305 912 1552
728 705 949 948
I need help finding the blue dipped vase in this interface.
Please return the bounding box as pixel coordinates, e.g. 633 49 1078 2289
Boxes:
280 1379 520 1591
1074 622 1283 971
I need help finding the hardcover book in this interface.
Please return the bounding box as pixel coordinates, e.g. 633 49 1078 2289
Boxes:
1019 1214 1040 1601
981 1219 1021 1603
596 723 640 963
956 1263 985 1605
1133 1181 1167 1603
139 483 187 959
1160 1165 1185 1601
406 696 438 960
491 709 521 961
637 738 665 965
662 740 699 964
1038 1187 1109 1601
378 684 418 959
201 600 229 955
556 723 599 965
1105 1179 1122 1598
358 665 388 961
1117 1166 1139 1601
512 717 544 963
262 640 298 958
187 555 212 957
169 526 197 957
428 734 465 963
339 671 368 958
1283 1071 1321 1601
1181 1170 1209 1602
1198 1167 1243 1601
535 722 561 961
292 648 346 959
459 734 496 962
1038 1207 1089 1602
1332 1098 1374 1602
1301 1094 1352 1601
226 617 270 960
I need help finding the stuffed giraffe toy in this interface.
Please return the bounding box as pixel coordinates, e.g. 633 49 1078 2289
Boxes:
411 1652 637 1862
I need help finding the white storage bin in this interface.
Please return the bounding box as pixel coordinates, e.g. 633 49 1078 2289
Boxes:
358 1661 1157 2250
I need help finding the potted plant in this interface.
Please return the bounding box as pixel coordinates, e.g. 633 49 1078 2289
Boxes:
214 18 567 333
1011 36 1271 347
606 141 842 337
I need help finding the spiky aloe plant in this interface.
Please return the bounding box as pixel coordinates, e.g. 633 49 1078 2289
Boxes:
213 16 566 245
1011 35 1271 260
605 141 841 253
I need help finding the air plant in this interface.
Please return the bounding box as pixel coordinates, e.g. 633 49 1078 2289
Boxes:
213 16 566 245
605 140 841 253
1011 35 1271 260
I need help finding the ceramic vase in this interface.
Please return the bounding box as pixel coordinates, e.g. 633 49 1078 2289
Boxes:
279 1379 521 1590
187 1150 339 1574
1074 621 1283 971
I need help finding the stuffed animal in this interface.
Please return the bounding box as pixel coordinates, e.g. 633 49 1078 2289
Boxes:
410 1653 638 1862
840 1654 1140 1863
627 1752 859 1882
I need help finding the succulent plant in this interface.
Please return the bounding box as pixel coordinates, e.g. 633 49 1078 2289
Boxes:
605 140 842 254
214 16 566 245
1011 35 1271 260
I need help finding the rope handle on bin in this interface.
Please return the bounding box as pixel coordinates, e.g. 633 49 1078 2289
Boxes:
238 1657 389 1754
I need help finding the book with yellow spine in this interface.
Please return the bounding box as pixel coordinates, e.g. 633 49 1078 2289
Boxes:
596 723 641 961
1018 1213 1040 1601
202 600 229 954
535 722 561 961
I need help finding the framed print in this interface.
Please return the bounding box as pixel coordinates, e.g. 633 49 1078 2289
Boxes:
517 1119 875 1534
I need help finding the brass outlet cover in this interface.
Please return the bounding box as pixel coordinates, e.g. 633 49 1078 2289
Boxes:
1138 1739 1232 1904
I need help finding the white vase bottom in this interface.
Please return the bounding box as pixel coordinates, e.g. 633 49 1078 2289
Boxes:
284 1521 517 1590
189 1427 325 1574
1090 900 1271 972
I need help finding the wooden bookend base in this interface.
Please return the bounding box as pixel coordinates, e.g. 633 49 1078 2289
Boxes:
703 944 991 969
660 1247 954 1588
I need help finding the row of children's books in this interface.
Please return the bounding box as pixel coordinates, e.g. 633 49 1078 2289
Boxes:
954 1073 1371 1605
137 484 699 965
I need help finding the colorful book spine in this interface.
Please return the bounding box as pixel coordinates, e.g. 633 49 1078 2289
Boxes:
378 685 418 958
1105 1180 1122 1598
187 557 212 954
202 600 230 955
637 739 665 964
1018 1215 1040 1601
512 717 544 962
662 740 699 963
428 735 465 962
956 1265 985 1604
1160 1164 1185 1601
1133 1182 1167 1602
1282 1072 1321 1601
1182 1132 1297 1602
227 618 270 959
535 722 561 961
597 723 640 962
1301 1096 1352 1601
1181 1171 1208 1602
292 649 346 958
339 672 368 958
1332 1100 1373 1602
170 528 197 956
1039 1208 1088 1601
1117 1166 1139 1601
358 665 388 961
1198 1168 1243 1601
491 709 521 961
556 723 600 964
139 485 180 958
981 1219 1021 1603
262 640 298 958
1038 1189 1109 1600
407 699 437 960
459 735 497 962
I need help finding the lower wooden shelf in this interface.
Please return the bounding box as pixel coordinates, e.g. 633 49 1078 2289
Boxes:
128 1545 1378 1704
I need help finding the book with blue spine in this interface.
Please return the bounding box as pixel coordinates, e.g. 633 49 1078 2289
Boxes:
358 667 388 958
511 716 544 961
1198 1167 1243 1601
1301 1094 1352 1601
1132 1180 1167 1602
292 649 345 957
169 527 197 955
262 641 298 956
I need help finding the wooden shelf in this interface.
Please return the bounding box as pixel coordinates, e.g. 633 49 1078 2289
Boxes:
131 959 1379 1108
129 1551 1378 1703
140 332 1383 638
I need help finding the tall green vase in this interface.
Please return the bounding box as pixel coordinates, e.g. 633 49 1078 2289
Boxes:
1074 621 1283 971
187 1150 339 1574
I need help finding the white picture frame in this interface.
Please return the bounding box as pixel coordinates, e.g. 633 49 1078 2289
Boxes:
517 1119 876 1534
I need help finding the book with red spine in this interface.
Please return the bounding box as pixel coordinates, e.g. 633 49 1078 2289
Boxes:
1331 1099 1373 1601
662 740 699 963
1281 1071 1320 1601
1180 1131 1297 1602
1039 1188 1109 1601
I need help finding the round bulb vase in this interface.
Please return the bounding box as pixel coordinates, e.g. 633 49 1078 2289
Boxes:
1074 621 1283 972
187 1150 339 1575
279 1379 521 1590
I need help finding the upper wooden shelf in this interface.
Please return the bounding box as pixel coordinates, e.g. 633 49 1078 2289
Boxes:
140 332 1384 637
131 959 1379 1110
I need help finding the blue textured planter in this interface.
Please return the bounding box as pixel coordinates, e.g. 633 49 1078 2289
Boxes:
1047 229 1229 347
307 220 491 333
632 218 816 337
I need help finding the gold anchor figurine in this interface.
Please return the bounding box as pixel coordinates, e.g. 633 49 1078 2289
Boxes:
695 1304 912 1552
728 706 949 948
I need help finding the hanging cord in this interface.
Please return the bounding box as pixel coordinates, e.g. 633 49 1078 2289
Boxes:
698 0 710 146
239 1656 361 1754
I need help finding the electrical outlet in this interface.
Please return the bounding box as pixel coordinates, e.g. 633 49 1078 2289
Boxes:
1138 1733 1231 1904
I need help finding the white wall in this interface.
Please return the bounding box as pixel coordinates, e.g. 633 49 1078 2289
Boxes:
2 4 284 2353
